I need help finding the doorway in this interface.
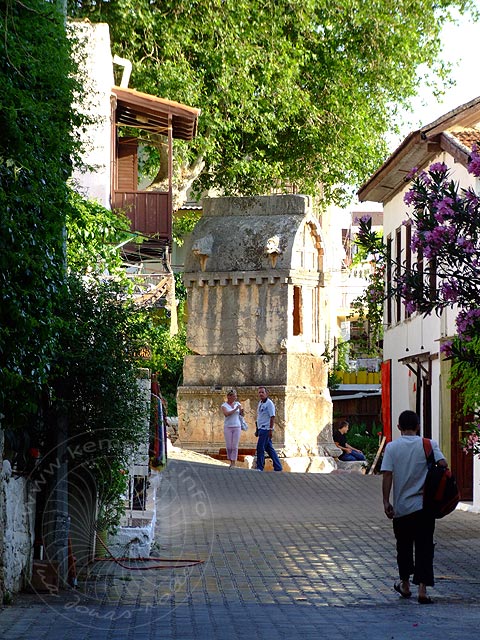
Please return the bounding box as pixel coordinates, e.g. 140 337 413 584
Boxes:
450 384 473 501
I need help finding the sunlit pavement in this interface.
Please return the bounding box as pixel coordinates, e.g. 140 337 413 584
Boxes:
2 459 479 639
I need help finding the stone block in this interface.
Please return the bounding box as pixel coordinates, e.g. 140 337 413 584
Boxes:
335 460 366 474
281 457 311 473
307 456 337 474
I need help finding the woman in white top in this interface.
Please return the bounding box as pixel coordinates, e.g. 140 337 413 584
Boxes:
221 389 243 468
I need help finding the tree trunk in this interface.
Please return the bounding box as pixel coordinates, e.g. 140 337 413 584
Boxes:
147 154 205 211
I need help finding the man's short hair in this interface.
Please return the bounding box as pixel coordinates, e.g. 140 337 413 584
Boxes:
338 420 349 428
398 410 420 431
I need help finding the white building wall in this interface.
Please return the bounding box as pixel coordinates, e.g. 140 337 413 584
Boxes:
321 201 382 368
70 21 114 208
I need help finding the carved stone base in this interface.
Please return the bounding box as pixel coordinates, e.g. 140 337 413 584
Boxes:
177 354 333 457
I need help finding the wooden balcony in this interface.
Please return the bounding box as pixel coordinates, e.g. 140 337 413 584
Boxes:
113 191 172 242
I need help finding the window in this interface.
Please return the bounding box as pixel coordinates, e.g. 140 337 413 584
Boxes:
395 227 402 323
293 286 303 336
429 257 437 301
405 222 412 318
386 236 392 325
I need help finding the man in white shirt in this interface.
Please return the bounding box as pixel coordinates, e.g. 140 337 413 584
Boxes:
381 410 447 604
255 386 282 472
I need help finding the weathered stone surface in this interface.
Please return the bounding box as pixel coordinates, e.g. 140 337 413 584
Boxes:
182 354 327 387
2 474 35 593
335 460 367 474
178 195 333 460
307 456 338 474
185 194 316 275
281 457 311 473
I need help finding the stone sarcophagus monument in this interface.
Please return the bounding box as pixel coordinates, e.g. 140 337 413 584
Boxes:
177 195 333 461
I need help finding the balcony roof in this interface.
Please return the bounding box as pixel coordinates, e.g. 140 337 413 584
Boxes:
112 86 200 140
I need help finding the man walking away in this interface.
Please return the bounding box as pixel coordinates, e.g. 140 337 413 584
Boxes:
255 386 282 472
381 410 447 604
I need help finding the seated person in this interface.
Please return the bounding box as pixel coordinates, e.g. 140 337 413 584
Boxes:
333 420 366 461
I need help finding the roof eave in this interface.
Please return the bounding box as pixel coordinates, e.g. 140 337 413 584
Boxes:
358 95 480 204
112 86 200 141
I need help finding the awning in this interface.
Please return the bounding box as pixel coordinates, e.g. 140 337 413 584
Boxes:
398 351 438 384
112 86 200 140
332 391 382 401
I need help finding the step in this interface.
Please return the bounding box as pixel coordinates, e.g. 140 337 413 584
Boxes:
219 448 256 456
208 453 251 462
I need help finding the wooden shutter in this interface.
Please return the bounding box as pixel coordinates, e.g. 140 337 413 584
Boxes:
117 139 138 191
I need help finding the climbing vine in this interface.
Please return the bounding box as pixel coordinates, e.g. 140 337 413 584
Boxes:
0 1 82 429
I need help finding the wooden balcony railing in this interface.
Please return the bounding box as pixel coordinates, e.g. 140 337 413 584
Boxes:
113 191 171 241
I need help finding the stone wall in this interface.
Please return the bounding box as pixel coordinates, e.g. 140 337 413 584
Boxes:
0 429 4 602
1 464 35 595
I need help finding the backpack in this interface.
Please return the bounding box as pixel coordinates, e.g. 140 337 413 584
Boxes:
422 438 460 519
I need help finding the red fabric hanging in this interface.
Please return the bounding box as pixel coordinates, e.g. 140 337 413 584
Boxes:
381 360 392 442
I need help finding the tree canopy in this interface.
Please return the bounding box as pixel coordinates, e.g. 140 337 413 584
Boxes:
68 0 476 203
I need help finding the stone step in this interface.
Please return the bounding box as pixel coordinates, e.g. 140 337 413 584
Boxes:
209 453 252 462
219 447 257 456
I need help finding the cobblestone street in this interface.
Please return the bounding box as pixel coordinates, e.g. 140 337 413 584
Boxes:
1 458 479 639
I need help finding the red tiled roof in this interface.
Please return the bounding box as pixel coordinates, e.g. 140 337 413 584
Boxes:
447 127 480 151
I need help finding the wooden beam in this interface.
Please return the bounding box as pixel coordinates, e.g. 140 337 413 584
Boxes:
368 436 386 475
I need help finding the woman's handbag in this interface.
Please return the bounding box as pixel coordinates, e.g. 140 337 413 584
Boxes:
239 415 248 431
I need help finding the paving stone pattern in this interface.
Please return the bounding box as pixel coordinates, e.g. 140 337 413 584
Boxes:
1 459 480 639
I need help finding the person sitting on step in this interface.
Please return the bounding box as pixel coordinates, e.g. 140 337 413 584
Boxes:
333 420 366 462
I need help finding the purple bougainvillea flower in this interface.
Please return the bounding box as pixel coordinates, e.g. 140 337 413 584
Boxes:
441 280 459 302
404 300 417 314
440 340 453 357
429 161 448 174
404 190 417 205
406 167 419 180
457 236 475 253
456 309 480 338
468 143 480 177
419 171 432 186
435 196 454 218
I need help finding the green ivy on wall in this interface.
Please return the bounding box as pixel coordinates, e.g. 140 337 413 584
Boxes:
0 1 81 429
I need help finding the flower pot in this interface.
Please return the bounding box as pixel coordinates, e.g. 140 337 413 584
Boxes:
357 371 368 384
94 529 109 559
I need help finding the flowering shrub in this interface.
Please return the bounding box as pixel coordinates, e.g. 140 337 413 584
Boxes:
357 145 480 456
463 432 480 455
400 151 480 333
